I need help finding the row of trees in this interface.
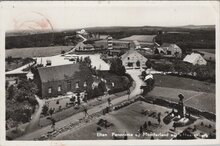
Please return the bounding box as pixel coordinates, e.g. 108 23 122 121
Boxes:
150 59 215 83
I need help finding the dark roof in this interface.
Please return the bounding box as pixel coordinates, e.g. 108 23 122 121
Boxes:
37 64 80 83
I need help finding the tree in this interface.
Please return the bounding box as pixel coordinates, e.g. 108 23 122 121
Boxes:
141 71 147 79
7 85 15 99
157 114 161 125
136 60 140 68
145 60 152 69
143 121 147 130
139 126 143 135
49 108 54 117
42 105 49 116
109 58 126 76
61 50 65 54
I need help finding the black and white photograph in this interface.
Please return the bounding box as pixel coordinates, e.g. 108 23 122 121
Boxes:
0 1 219 145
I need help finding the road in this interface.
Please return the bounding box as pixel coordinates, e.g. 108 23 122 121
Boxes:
6 61 35 75
16 69 144 140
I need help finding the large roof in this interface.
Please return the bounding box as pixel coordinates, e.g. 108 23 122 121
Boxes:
183 53 207 65
121 49 146 61
120 35 157 43
37 64 80 83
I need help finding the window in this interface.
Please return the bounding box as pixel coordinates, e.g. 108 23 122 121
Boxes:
48 87 52 94
58 85 61 92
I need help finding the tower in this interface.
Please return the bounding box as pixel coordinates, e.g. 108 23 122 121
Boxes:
107 36 113 50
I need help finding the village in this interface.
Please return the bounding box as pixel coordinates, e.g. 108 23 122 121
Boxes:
5 26 216 141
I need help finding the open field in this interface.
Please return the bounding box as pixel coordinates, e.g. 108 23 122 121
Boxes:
193 49 215 54
154 74 215 93
6 46 73 58
148 87 215 113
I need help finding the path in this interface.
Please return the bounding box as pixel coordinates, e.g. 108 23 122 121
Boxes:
25 96 45 133
16 69 144 140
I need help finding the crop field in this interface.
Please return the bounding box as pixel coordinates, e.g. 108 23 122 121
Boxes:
5 46 73 58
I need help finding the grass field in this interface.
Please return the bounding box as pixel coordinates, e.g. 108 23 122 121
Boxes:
6 46 73 58
148 87 215 113
193 49 215 54
154 74 215 93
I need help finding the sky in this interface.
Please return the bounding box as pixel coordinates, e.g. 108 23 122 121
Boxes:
2 1 219 31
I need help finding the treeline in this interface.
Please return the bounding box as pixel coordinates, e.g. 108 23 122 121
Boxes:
6 31 77 49
155 30 215 52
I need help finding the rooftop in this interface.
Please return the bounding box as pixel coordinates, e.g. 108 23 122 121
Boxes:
37 63 81 82
120 35 157 43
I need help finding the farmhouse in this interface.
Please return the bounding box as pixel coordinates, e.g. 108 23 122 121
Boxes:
36 63 94 98
120 49 148 69
183 53 207 65
155 43 182 57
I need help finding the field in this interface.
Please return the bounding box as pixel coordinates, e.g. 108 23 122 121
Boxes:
153 74 215 93
6 46 73 58
193 49 215 54
192 49 215 62
148 87 215 113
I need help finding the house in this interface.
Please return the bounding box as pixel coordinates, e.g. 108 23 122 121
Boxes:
155 43 182 57
75 42 94 51
183 53 207 65
36 63 94 98
120 49 148 69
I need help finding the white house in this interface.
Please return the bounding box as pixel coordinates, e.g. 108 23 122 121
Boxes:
120 49 148 69
183 53 207 65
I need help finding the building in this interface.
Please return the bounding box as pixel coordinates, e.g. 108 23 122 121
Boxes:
36 63 94 98
120 49 148 69
155 43 182 57
120 35 157 48
183 53 207 65
75 42 94 51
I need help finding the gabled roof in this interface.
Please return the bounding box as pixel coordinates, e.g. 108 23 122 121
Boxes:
37 64 80 83
183 53 207 65
121 49 147 61
120 35 156 43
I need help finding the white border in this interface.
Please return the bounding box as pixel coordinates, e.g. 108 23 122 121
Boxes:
0 1 220 146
